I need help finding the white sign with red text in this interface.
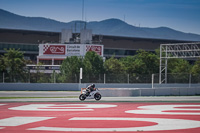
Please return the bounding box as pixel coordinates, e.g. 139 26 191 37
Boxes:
39 44 103 57
39 44 66 55
86 45 103 56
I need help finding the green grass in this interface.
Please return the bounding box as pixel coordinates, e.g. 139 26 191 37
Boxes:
0 96 78 99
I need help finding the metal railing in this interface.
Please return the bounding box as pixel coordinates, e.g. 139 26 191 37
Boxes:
0 72 199 85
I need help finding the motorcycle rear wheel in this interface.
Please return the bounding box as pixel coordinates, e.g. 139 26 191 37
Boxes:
94 93 101 101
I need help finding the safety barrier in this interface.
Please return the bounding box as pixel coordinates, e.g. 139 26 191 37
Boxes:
0 83 199 96
99 88 200 97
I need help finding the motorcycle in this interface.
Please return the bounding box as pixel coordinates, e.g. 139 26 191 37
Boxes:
79 88 101 101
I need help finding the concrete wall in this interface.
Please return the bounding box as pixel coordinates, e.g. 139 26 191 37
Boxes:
0 83 154 91
0 83 199 96
99 88 200 97
0 83 83 91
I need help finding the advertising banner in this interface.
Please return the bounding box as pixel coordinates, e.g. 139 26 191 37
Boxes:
39 44 103 57
86 45 103 56
43 45 66 55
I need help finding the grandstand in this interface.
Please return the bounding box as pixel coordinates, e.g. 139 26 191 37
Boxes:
0 28 192 64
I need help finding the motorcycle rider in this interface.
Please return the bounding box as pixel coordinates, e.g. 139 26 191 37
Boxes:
86 84 95 96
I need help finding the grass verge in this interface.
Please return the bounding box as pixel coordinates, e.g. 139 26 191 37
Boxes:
0 96 77 99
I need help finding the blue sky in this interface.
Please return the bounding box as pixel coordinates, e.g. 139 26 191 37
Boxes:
0 0 200 34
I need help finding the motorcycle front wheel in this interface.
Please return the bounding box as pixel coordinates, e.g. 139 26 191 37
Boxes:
94 93 101 101
79 94 86 101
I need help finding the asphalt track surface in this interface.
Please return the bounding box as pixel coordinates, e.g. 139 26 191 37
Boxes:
0 91 200 133
0 102 200 133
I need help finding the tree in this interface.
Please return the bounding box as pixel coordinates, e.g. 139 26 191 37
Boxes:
167 58 191 83
2 48 26 82
103 50 160 83
59 56 82 83
104 56 126 83
118 50 159 83
122 50 159 75
104 56 125 74
168 58 191 74
58 52 104 83
135 50 159 74
83 51 104 75
190 58 200 83
191 58 200 75
119 56 135 74
0 55 6 73
82 51 104 83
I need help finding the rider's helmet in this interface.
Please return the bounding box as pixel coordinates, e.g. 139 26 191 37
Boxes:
91 84 95 88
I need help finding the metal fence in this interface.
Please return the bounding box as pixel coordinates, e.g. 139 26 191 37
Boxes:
0 72 199 84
